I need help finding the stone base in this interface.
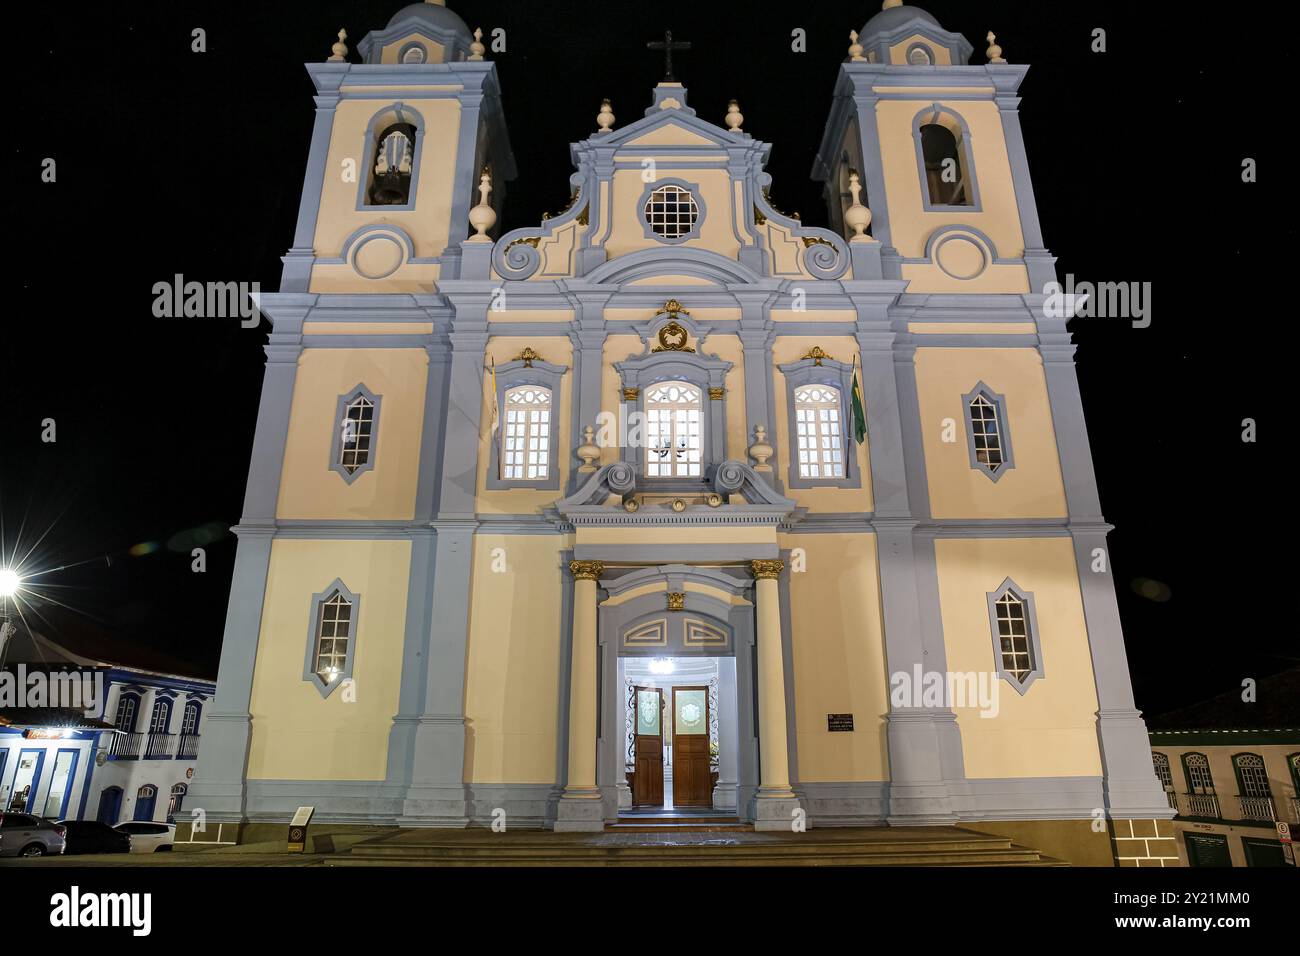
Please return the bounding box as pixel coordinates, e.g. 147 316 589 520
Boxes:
553 794 605 832
398 785 470 827
753 791 804 832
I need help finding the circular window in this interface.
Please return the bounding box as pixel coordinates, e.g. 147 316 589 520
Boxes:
644 184 699 240
401 44 427 64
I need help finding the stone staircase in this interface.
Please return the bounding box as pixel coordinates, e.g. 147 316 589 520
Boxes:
329 825 1067 867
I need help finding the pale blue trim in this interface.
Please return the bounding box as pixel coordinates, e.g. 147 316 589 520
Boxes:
986 577 1044 695
638 177 706 245
355 102 427 213
776 356 862 490
330 384 383 485
962 381 1015 482
486 358 569 491
302 578 361 699
912 102 982 212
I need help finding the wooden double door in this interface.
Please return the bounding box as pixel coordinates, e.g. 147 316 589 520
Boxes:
631 685 712 808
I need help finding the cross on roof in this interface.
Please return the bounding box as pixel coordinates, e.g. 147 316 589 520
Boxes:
647 30 691 82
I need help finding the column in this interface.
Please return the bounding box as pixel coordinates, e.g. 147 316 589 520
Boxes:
555 560 605 831
750 560 801 830
713 657 740 812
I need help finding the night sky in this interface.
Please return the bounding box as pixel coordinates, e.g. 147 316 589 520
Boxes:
3 2 1285 718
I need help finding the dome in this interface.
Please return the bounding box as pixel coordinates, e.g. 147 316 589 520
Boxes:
387 1 472 42
861 4 943 39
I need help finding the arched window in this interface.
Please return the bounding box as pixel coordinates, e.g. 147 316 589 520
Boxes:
793 385 845 479
1152 752 1173 791
1183 753 1215 793
644 382 703 478
368 122 417 205
907 45 933 65
643 184 699 240
113 694 139 733
502 385 552 480
149 698 172 734
313 588 353 687
181 701 201 736
1233 754 1271 798
914 104 976 208
167 783 188 823
400 43 427 64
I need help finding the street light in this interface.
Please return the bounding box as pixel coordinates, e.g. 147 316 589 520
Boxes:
0 567 20 598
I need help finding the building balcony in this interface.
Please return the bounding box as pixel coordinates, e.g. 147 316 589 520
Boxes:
1182 792 1221 819
108 731 144 759
145 731 176 759
177 733 201 760
1236 795 1276 823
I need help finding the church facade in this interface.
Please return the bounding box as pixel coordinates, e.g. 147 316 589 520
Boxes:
189 0 1174 862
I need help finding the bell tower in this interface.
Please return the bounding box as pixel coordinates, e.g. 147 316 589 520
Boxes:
281 1 515 293
814 1 1055 293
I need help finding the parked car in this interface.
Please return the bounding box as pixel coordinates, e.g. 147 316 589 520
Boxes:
0 812 66 857
114 821 175 852
58 820 132 855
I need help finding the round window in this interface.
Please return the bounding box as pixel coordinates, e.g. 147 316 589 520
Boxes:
644 184 699 240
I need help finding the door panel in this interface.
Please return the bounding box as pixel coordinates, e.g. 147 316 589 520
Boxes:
671 686 712 807
632 686 664 807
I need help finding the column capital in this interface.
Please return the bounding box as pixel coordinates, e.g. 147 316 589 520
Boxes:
750 559 784 580
569 560 604 581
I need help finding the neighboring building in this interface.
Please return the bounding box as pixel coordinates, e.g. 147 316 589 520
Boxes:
0 625 215 826
190 1 1173 864
1148 669 1300 867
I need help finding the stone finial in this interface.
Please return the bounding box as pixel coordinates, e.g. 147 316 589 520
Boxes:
986 31 1006 64
725 100 743 133
577 425 600 473
749 425 774 472
844 171 873 240
468 167 496 241
848 30 866 62
882 0 903 9
469 27 486 61
328 28 348 62
596 98 615 133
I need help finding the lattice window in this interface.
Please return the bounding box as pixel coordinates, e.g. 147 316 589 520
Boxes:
794 384 845 479
181 702 200 736
645 381 702 477
968 392 1005 473
313 590 353 687
992 587 1034 683
1235 754 1272 798
1185 753 1215 793
502 385 552 480
644 184 699 240
149 699 171 733
114 695 137 733
1153 752 1173 790
338 394 376 475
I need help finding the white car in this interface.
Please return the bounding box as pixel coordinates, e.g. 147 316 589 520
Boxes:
113 821 175 853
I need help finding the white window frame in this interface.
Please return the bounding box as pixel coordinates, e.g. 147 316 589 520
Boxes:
644 381 704 479
330 384 382 484
793 384 846 480
501 384 553 481
963 382 1015 482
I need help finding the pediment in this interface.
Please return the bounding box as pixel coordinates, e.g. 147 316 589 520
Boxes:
620 123 723 150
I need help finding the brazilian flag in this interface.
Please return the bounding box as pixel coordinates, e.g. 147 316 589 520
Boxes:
850 358 866 444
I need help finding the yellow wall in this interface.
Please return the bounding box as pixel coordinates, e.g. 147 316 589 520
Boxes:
277 348 428 520
771 336 874 514
914 347 1066 519
246 539 411 780
876 96 1028 293
782 532 890 781
605 166 740 261
463 535 568 783
935 537 1101 778
310 96 462 292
